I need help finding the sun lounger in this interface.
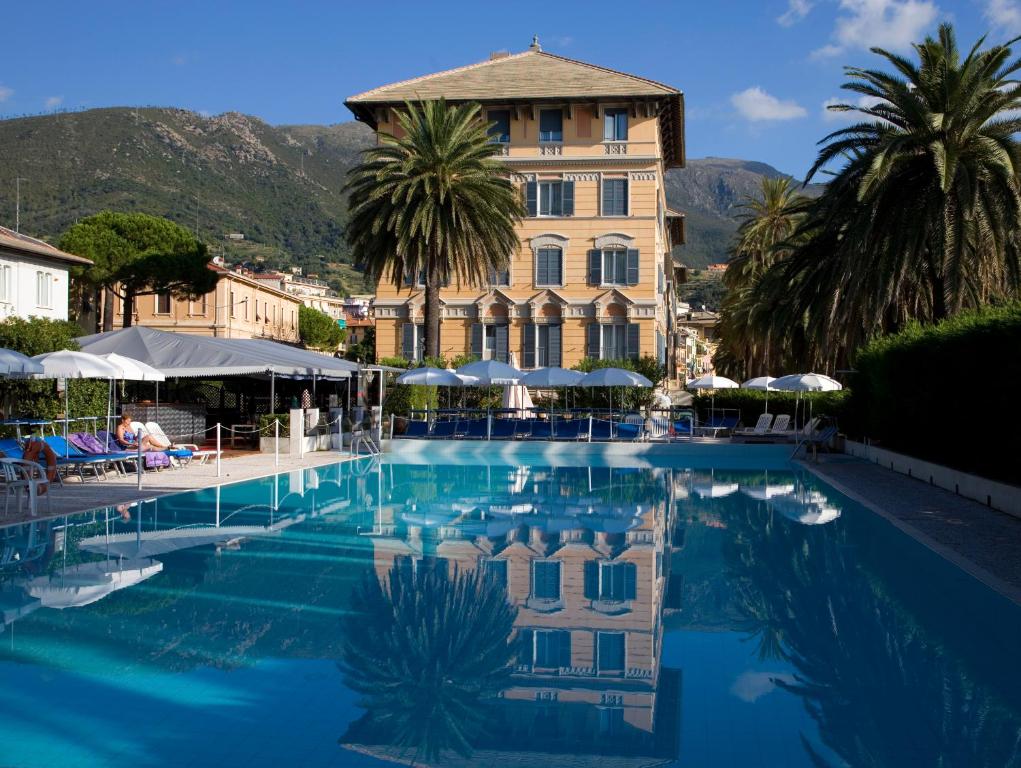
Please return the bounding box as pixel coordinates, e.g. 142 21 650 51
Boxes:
144 421 215 464
554 419 586 440
527 420 553 440
512 419 532 439
616 422 642 441
769 414 791 434
462 419 489 440
489 420 516 440
132 422 195 466
402 420 430 438
97 431 172 470
590 420 614 441
737 413 774 435
430 420 461 439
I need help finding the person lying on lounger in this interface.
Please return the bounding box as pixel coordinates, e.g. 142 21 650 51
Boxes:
115 414 169 452
0 439 58 488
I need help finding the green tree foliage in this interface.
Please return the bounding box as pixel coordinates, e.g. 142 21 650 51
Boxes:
59 211 219 330
339 562 517 762
727 25 1021 373
0 317 107 426
297 305 345 351
345 99 524 358
571 356 666 411
343 326 375 364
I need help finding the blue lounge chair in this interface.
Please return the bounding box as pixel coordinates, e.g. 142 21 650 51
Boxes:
528 420 553 440
430 420 461 439
554 419 585 440
402 420 430 438
512 419 532 439
462 419 489 440
43 436 121 481
590 420 614 441
616 422 642 441
489 420 515 440
0 437 104 483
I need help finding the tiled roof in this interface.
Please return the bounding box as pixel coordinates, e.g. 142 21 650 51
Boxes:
0 225 93 266
346 49 680 104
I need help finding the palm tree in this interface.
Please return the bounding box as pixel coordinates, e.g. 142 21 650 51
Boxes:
345 100 524 359
715 177 809 378
748 24 1021 371
338 561 517 763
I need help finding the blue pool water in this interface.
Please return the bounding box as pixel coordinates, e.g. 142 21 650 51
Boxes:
1 453 1020 767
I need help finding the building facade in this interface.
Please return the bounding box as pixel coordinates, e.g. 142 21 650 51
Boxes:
121 263 301 342
346 40 685 372
0 226 92 323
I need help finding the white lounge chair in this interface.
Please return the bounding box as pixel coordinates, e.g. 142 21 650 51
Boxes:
737 413 773 435
0 458 52 517
143 421 219 465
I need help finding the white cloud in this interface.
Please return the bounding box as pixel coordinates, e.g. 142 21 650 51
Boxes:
984 0 1021 29
44 95 63 109
731 86 808 121
812 0 940 58
731 671 797 703
0 85 13 103
821 94 884 120
778 0 814 26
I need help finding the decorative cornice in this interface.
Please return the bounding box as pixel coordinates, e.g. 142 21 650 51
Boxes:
630 171 657 181
563 172 599 181
594 232 635 249
499 155 660 168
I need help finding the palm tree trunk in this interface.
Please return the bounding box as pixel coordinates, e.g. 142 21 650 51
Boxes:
102 287 115 332
423 250 441 360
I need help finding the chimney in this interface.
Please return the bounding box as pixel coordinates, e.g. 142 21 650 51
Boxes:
490 50 510 60
529 34 542 52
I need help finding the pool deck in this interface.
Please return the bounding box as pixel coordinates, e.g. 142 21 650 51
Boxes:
8 450 362 522
800 454 1021 606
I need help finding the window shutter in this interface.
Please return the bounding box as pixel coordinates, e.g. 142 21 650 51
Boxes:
621 179 629 215
624 562 637 600
558 630 572 668
584 560 598 599
587 323 601 359
523 324 536 368
588 249 602 285
402 270 414 287
601 180 611 216
535 249 548 286
617 110 628 141
548 324 562 367
550 250 562 285
518 628 534 665
471 323 483 359
627 323 641 360
495 324 509 363
562 181 574 216
626 249 640 285
526 181 538 217
401 323 415 360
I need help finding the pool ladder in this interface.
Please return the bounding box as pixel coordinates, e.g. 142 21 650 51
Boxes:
350 430 381 457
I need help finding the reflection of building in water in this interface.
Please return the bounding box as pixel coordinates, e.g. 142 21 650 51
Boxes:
358 464 683 765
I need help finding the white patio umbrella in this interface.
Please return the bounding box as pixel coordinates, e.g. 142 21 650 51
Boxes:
32 351 122 455
26 558 163 609
0 348 44 376
501 352 534 418
577 367 653 418
455 359 522 385
740 482 796 500
742 375 776 413
687 374 739 422
769 491 842 525
98 352 166 439
519 367 585 388
771 373 842 429
395 367 464 387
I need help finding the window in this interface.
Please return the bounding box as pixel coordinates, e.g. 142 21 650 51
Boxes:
531 560 561 600
603 108 628 141
291 310 295 329
526 180 574 217
538 109 563 142
401 322 426 362
483 558 508 589
602 249 629 286
585 560 638 602
518 629 571 668
602 178 628 216
35 271 52 308
535 247 563 287
598 706 625 735
487 109 510 143
471 323 508 362
0 264 11 302
597 632 626 673
487 266 511 287
586 323 641 361
522 323 562 368
155 292 172 314
230 290 237 318
588 247 638 286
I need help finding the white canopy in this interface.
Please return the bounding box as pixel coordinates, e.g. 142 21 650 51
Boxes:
455 359 522 385
31 350 121 379
771 373 843 392
687 375 739 390
79 525 273 558
77 326 355 378
741 376 776 390
519 367 586 387
578 368 653 387
96 353 166 382
26 558 163 609
395 367 464 386
0 348 44 376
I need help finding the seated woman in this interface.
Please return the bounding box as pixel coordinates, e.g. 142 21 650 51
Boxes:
115 414 169 452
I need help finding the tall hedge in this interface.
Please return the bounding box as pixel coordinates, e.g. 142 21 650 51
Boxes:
852 302 1021 483
692 390 852 430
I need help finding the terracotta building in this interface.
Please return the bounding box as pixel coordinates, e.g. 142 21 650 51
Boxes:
346 39 685 374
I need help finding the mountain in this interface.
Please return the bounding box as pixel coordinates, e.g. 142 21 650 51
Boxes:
0 108 817 282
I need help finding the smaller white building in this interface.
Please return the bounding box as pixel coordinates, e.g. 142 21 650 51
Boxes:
0 226 92 322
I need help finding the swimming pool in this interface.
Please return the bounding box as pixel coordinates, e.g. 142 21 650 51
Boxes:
1 453 1019 767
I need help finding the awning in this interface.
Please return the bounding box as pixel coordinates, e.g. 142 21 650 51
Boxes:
77 326 357 379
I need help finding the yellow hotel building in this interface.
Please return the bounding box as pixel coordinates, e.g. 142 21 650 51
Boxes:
345 39 685 374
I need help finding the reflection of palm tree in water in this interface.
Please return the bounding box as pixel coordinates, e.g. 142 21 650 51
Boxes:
339 560 517 763
723 504 1021 768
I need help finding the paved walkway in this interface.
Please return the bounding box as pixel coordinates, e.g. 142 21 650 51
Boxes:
801 454 1021 605
9 450 360 522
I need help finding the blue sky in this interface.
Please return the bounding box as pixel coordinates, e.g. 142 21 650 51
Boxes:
0 0 1011 177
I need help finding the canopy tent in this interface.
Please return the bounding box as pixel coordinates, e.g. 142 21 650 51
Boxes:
76 326 357 379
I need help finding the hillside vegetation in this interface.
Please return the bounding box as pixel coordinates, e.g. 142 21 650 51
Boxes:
0 107 817 282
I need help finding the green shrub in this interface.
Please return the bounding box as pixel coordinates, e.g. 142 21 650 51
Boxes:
0 317 108 430
691 389 852 429
258 413 290 437
851 302 1021 483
